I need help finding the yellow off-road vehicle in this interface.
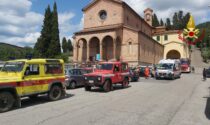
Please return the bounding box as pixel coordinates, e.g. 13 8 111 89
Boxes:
0 59 66 112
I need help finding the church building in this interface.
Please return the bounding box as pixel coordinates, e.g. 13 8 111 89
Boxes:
73 0 164 65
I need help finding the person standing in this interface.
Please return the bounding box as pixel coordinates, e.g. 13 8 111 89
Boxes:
203 68 206 81
191 66 195 73
144 66 150 79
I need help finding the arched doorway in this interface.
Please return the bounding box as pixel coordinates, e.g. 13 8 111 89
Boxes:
89 37 100 61
77 39 87 62
116 37 121 61
102 36 114 61
166 50 181 59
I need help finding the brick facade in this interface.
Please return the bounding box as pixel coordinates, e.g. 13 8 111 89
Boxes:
73 0 164 65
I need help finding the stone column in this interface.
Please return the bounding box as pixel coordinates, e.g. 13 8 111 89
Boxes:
86 43 90 62
100 43 103 61
73 42 78 62
113 39 116 60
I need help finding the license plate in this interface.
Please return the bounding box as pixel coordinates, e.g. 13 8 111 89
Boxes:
89 80 94 83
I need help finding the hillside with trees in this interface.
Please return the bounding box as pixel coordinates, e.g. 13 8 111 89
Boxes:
196 22 210 62
0 43 33 61
152 11 190 30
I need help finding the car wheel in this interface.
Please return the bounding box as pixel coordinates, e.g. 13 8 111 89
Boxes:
84 86 91 91
171 75 175 80
122 78 129 88
69 81 77 89
0 92 15 113
48 85 62 101
103 80 111 92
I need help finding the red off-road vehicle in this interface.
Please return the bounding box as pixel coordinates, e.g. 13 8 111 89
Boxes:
84 62 130 92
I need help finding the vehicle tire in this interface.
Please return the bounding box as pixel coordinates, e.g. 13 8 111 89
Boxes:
48 85 62 101
103 80 111 92
69 81 77 89
29 95 38 99
122 78 129 88
171 75 175 80
0 92 15 113
85 86 91 91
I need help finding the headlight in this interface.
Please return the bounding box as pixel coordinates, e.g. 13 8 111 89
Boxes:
98 77 101 81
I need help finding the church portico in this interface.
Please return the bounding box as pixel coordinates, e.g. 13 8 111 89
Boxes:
73 29 121 63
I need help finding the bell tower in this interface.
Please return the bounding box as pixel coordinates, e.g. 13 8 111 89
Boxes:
144 8 153 26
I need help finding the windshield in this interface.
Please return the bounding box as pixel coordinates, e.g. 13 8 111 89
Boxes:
96 64 113 70
180 60 189 65
157 63 173 70
1 62 25 72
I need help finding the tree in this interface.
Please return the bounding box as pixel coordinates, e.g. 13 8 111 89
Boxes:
48 2 61 57
160 19 164 26
183 12 190 28
152 13 160 27
172 12 179 30
62 37 68 53
165 18 172 29
34 5 52 57
67 39 73 52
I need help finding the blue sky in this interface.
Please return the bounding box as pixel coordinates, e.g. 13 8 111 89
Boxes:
0 0 210 47
31 0 89 25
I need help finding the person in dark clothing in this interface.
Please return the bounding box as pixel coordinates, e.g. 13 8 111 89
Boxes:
191 66 195 73
203 68 207 81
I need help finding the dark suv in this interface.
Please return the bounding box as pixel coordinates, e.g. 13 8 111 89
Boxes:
65 68 92 89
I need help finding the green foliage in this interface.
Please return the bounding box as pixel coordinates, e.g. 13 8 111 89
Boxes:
164 11 190 30
201 48 210 62
62 37 68 53
165 18 171 29
67 39 73 53
0 43 34 61
160 19 164 26
196 22 210 48
152 13 160 27
55 53 69 63
34 2 61 58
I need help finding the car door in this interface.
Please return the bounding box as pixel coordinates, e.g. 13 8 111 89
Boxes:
77 69 85 86
23 64 41 95
112 64 122 83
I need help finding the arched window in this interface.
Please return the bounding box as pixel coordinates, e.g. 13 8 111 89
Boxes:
128 42 132 55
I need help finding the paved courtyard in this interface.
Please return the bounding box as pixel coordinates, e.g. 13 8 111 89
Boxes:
0 73 209 125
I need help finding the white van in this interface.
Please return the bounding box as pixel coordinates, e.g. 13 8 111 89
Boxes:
155 59 181 80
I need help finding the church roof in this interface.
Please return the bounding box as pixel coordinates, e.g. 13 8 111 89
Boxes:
82 0 123 11
144 8 153 13
152 30 180 36
82 0 152 29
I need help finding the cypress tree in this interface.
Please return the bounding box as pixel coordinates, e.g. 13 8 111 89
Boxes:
67 39 73 52
62 37 68 53
48 2 61 57
166 18 172 30
172 12 179 30
152 13 160 27
34 5 52 57
183 13 190 28
160 19 164 26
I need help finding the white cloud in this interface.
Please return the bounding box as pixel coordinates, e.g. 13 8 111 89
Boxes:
58 12 83 42
123 0 210 24
0 0 43 47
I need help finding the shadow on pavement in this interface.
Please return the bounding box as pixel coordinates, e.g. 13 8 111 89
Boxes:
11 93 75 111
90 85 131 93
205 98 210 120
